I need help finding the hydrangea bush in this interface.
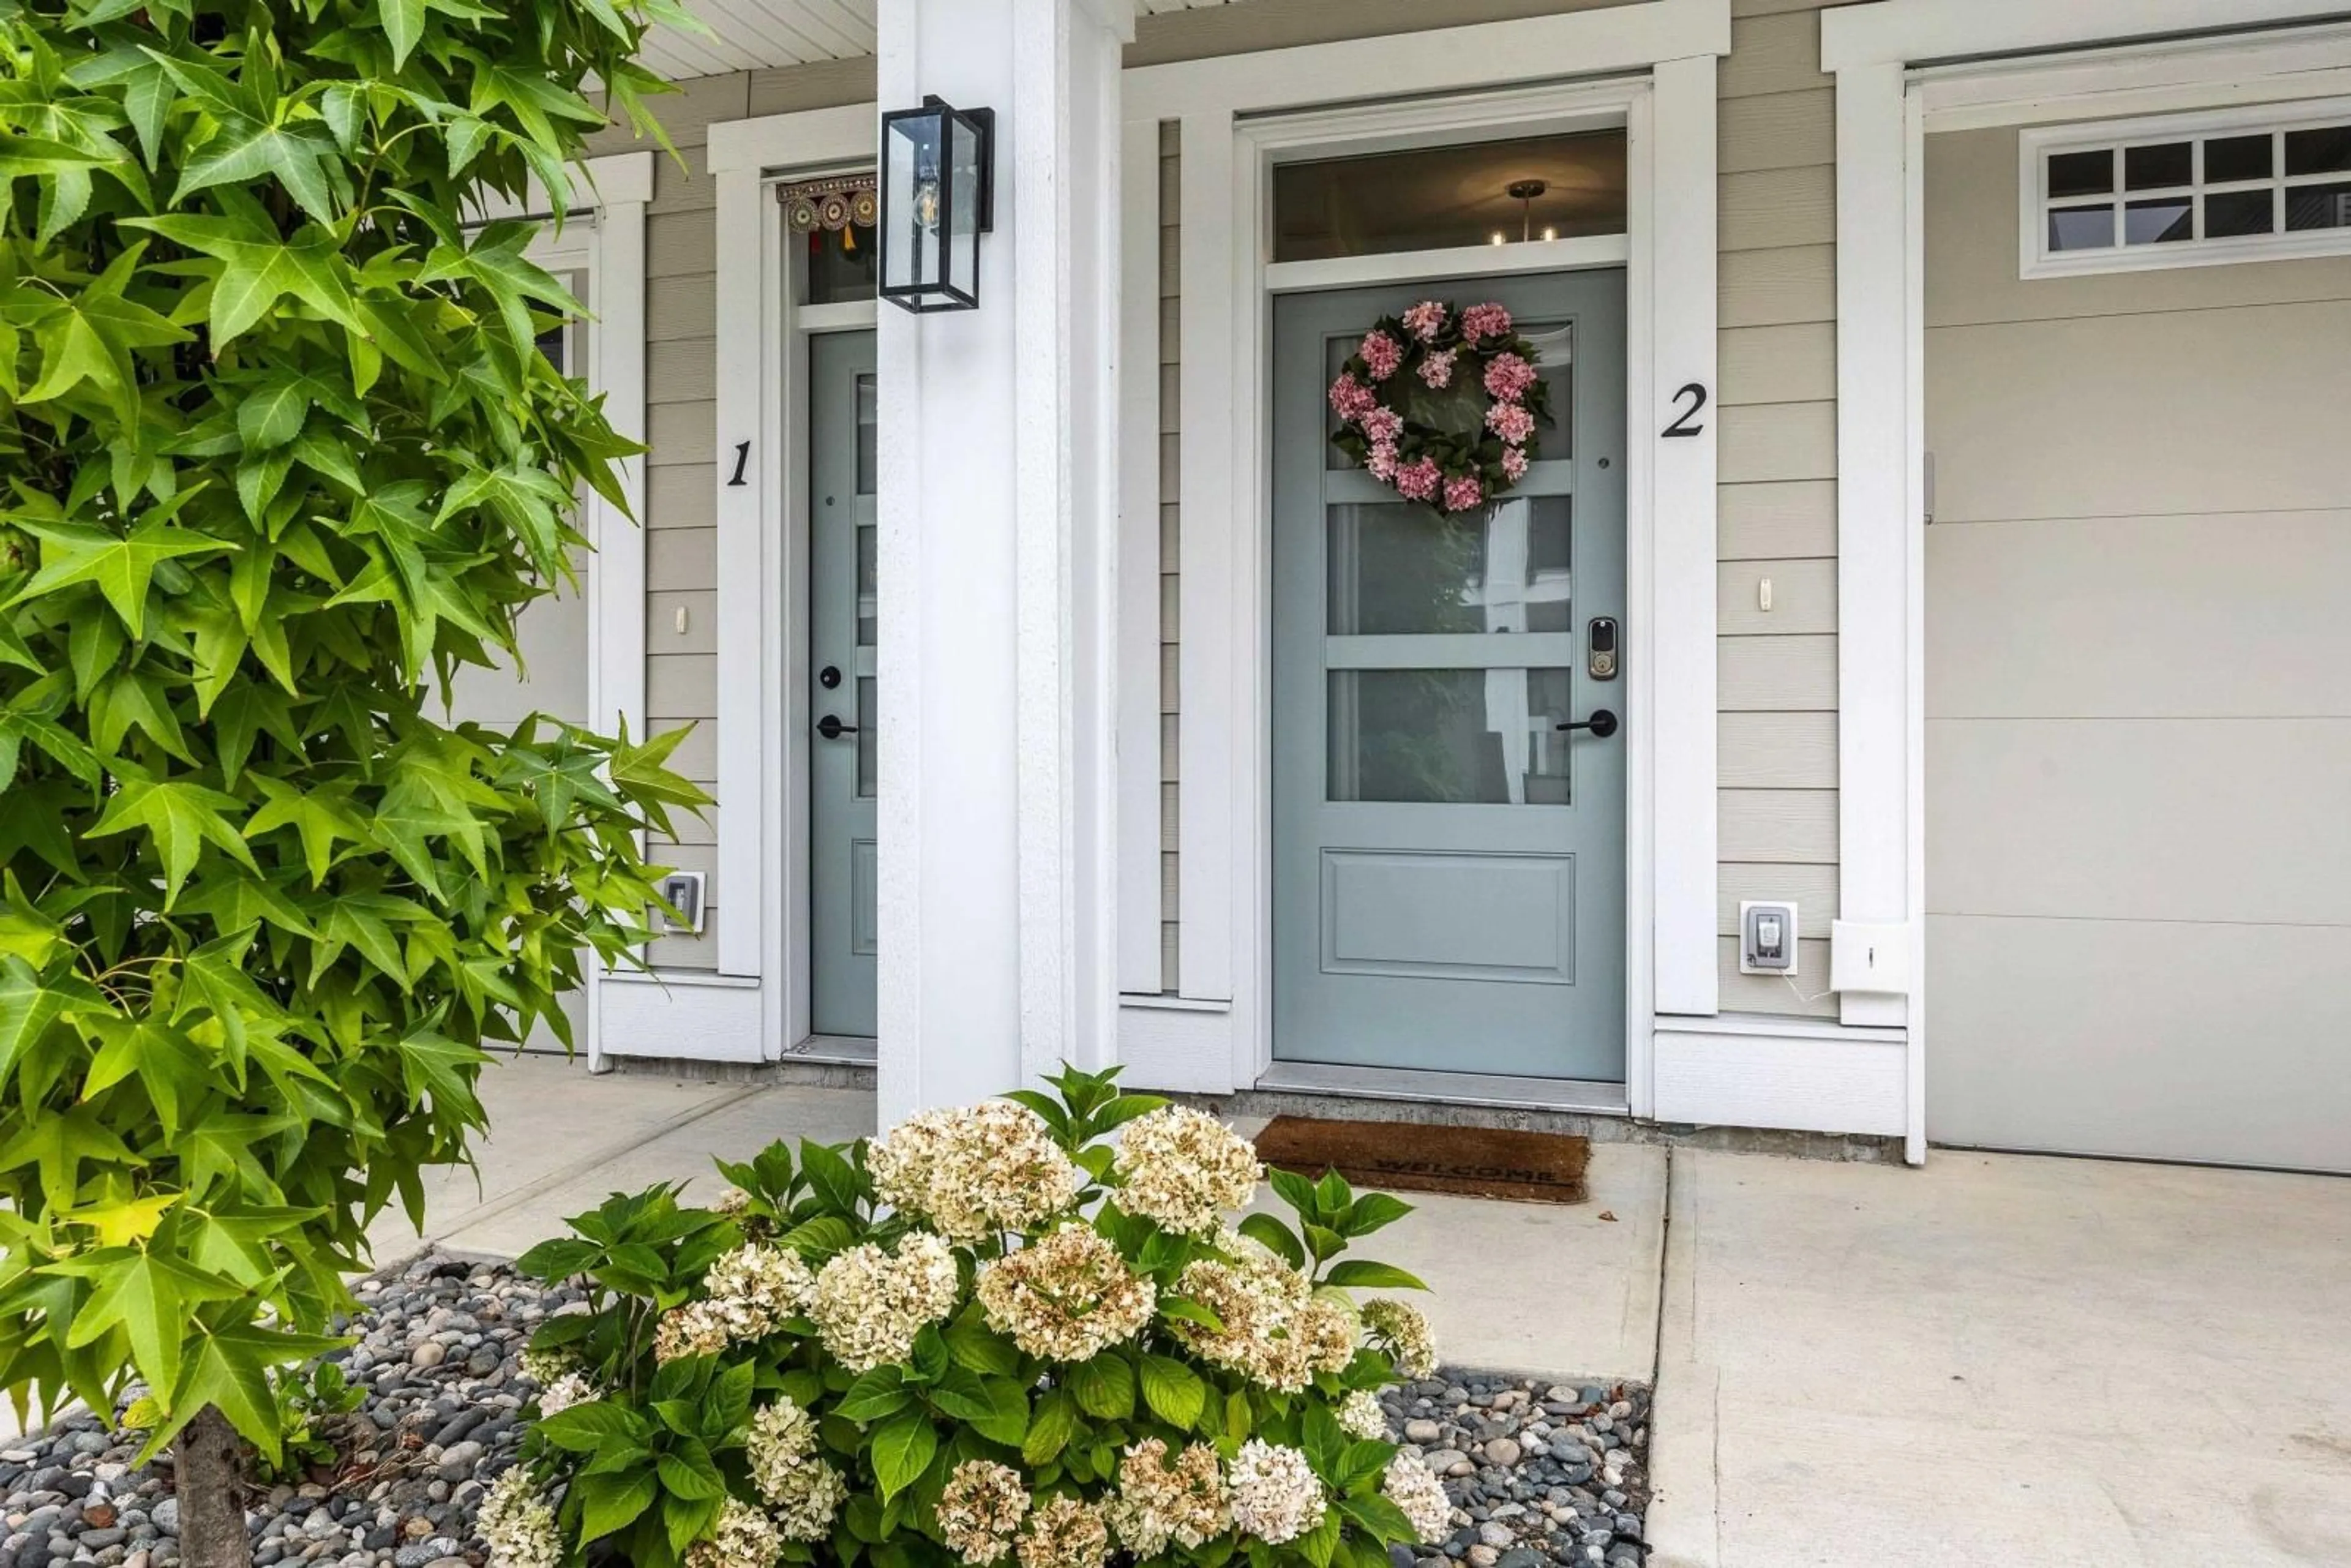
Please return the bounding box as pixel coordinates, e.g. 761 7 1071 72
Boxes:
499 1066 1448 1568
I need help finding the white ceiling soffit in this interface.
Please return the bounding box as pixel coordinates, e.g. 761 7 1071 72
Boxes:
642 0 1241 79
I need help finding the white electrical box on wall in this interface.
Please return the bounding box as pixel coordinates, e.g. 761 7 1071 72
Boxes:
1739 901 1798 975
1831 920 1910 994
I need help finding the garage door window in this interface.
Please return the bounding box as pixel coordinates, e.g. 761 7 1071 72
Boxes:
2022 103 2351 278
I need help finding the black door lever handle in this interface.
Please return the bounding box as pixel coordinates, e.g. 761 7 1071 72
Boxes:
1556 709 1619 739
817 715 860 740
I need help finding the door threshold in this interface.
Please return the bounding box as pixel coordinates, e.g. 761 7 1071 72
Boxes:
786 1033 876 1067
1253 1061 1629 1117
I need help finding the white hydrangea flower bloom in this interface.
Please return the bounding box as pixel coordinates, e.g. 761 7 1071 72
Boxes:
871 1101 1084 1240
1112 1106 1261 1235
479 1466 564 1568
1382 1450 1453 1544
975 1226 1155 1362
937 1459 1030 1565
1170 1240 1319 1391
767 1456 849 1542
1228 1440 1326 1545
1105 1439 1229 1557
811 1231 961 1371
868 1106 958 1222
1361 1299 1437 1380
746 1395 829 1515
534 1371 598 1419
653 1300 732 1365
701 1242 817 1343
1015 1496 1110 1568
1335 1389 1387 1441
1297 1293 1359 1375
686 1498 787 1568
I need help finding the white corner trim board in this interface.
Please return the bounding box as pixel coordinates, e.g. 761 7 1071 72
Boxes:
1114 4 1727 1112
1824 0 2346 1160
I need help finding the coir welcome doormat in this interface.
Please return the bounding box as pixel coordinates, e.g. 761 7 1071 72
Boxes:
1252 1115 1591 1205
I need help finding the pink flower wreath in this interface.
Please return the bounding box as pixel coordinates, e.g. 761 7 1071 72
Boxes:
1328 299 1553 516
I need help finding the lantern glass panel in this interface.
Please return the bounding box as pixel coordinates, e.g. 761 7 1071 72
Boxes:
884 109 945 296
948 110 981 303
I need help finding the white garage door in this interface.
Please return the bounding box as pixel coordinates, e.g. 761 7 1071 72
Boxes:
1922 126 2351 1172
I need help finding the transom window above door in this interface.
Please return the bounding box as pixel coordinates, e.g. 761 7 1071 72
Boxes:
1272 130 1627 262
781 173 879 304
2022 105 2351 277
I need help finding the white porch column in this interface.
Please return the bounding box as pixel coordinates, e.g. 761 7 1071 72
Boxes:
875 0 1130 1124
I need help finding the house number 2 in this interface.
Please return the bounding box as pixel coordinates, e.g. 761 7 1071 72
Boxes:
726 441 751 486
1662 383 1708 438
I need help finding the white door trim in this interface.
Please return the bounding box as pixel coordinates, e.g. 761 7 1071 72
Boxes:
1821 0 2347 1160
1117 2 1728 1110
600 104 875 1064
479 151 651 1071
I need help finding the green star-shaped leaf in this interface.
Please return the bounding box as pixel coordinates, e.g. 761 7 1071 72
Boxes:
0 1104 139 1212
84 770 260 907
126 200 362 346
9 509 228 639
171 111 343 224
58 1247 241 1400
17 243 187 416
245 775 376 888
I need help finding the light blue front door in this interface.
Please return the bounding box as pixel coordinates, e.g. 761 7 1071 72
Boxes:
810 331 878 1038
1272 272 1627 1081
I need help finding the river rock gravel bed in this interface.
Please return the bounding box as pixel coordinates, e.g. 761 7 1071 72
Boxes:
0 1253 578 1568
0 1253 1645 1568
1379 1373 1651 1568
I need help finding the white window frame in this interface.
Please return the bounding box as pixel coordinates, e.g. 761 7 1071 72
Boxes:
1116 0 1729 1114
471 152 651 1071
1820 0 2351 1162
2019 99 2351 279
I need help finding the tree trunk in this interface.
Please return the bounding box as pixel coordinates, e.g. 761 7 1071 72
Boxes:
173 1406 251 1568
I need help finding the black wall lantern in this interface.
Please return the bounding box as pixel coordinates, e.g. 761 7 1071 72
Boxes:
879 95 994 313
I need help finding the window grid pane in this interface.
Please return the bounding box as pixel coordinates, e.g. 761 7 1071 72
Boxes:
2037 116 2351 269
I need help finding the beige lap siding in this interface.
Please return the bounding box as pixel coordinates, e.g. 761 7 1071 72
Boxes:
1713 0 1849 1018
583 61 875 971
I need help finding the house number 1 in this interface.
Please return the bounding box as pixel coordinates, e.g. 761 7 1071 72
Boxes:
1662 383 1708 438
726 441 751 486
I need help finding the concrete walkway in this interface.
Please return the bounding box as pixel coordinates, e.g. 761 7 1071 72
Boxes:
1644 1147 2351 1567
386 1056 2351 1567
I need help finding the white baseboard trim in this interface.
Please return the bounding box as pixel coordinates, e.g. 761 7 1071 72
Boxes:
1653 1024 1907 1137
601 977 769 1064
1116 1003 1239 1093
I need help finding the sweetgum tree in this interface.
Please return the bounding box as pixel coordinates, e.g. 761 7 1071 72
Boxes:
0 0 699 1554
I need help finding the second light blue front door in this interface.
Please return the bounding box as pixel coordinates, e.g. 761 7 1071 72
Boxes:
1272 272 1627 1081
